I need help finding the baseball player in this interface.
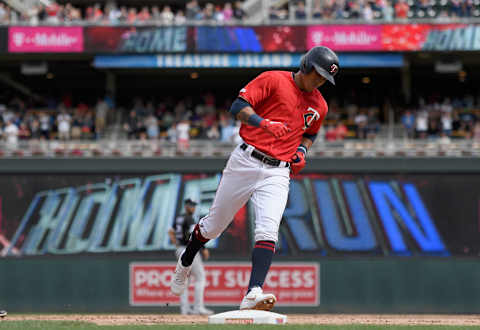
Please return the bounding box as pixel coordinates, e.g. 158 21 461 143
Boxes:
168 199 213 315
171 46 339 311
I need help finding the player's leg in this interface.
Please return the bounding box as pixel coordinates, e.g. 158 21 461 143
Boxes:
179 281 190 315
181 146 259 266
240 172 290 310
172 146 259 295
190 253 213 315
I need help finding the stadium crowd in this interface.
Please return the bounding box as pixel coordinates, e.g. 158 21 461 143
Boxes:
0 0 479 24
1 92 479 149
401 97 480 140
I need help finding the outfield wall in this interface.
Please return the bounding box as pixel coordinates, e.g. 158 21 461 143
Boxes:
1 256 480 313
1 157 479 313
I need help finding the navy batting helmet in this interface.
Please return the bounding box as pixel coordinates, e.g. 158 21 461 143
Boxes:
300 46 339 85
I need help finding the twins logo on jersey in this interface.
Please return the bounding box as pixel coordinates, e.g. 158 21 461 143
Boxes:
303 107 320 130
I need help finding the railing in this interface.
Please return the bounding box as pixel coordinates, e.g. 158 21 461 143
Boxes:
3 17 480 26
1 139 479 158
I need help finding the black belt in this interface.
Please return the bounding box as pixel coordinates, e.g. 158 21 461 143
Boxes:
240 143 289 167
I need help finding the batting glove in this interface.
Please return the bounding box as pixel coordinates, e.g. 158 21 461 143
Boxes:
260 119 290 138
290 146 307 175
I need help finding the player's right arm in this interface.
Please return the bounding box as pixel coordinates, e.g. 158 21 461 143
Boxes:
229 72 290 138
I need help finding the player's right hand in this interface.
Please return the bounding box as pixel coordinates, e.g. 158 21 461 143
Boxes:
260 119 290 138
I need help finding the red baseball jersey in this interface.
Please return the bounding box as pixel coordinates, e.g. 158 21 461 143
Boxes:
238 71 328 161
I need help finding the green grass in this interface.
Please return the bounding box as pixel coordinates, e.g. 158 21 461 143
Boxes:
1 322 480 330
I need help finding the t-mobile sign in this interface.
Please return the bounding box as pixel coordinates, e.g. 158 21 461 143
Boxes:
8 27 83 52
130 262 319 306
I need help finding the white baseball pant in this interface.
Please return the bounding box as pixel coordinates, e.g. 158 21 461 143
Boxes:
175 246 206 313
198 143 290 243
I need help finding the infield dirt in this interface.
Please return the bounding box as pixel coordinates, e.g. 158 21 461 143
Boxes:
4 314 480 326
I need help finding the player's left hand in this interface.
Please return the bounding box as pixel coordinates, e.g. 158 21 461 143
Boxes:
290 150 306 176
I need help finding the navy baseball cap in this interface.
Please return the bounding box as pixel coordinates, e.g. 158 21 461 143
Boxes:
185 198 197 206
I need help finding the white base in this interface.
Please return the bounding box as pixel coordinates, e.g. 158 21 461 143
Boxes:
208 310 287 325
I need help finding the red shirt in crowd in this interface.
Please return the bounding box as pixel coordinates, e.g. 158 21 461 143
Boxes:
395 1 409 18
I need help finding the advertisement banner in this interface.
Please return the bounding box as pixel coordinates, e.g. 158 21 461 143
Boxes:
8 26 83 53
84 26 194 53
130 262 319 306
308 24 480 51
1 173 479 257
6 24 480 53
195 26 306 53
307 25 382 51
93 53 403 69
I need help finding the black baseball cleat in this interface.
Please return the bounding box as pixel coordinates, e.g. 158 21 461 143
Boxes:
0 310 7 318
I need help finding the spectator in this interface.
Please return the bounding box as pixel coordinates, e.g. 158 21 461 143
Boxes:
0 3 7 23
382 0 394 21
354 110 368 139
45 1 60 24
71 115 83 140
206 121 220 140
362 2 374 21
230 121 242 144
95 97 109 138
167 123 177 142
30 118 41 140
440 111 452 136
312 0 323 18
137 6 151 22
186 0 201 19
395 0 409 19
161 5 174 24
106 3 121 23
4 120 19 148
462 0 474 17
324 125 338 141
119 6 128 22
223 3 233 21
39 112 51 139
127 7 137 23
335 121 348 140
366 109 380 139
415 109 429 139
145 114 159 139
203 3 215 20
295 1 307 19
124 110 138 139
401 109 415 139
473 122 480 141
233 1 245 20
151 6 161 21
18 123 31 140
92 3 103 22
427 117 440 138
214 5 224 21
175 10 186 24
450 0 462 17
57 110 71 140
176 119 190 152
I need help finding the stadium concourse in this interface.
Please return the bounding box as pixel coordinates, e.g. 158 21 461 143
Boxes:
0 64 479 157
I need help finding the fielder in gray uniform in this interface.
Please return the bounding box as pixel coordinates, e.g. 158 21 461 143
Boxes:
168 199 213 315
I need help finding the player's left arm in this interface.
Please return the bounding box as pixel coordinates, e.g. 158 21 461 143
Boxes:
290 106 326 175
290 134 315 175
